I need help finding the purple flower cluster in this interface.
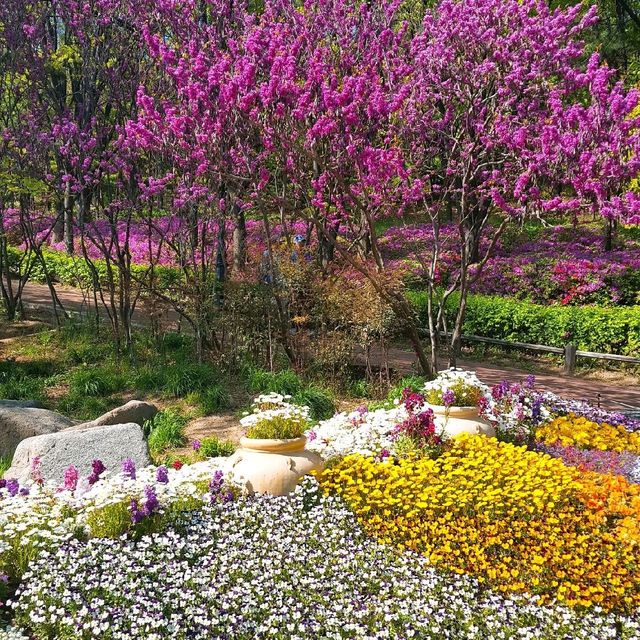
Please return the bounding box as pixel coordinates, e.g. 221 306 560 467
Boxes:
88 460 106 485
545 395 640 433
156 466 169 484
535 442 640 484
122 458 137 480
130 486 160 524
380 224 640 306
209 470 233 504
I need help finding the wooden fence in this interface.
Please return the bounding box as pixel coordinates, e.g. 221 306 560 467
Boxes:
442 332 640 374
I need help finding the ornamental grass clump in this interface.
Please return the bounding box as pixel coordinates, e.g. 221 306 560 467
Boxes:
318 434 640 614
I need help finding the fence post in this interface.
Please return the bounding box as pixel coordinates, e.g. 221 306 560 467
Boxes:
564 343 577 375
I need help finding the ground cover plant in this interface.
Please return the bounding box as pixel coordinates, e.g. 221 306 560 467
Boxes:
1 372 640 638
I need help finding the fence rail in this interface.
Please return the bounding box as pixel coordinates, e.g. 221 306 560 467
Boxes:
435 331 640 374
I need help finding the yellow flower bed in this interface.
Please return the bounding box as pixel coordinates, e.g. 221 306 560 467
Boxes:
536 414 640 453
317 435 640 613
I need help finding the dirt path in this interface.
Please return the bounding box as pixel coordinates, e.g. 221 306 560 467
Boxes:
16 281 640 412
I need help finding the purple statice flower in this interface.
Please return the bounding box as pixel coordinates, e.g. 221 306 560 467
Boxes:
156 466 169 484
307 429 317 442
209 470 232 504
143 486 160 514
442 389 456 408
122 458 136 480
130 499 145 525
63 465 79 492
5 479 19 497
130 486 161 525
88 459 106 485
192 439 201 452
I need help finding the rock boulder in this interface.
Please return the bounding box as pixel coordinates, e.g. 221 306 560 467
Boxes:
68 400 158 431
0 406 74 459
4 422 150 484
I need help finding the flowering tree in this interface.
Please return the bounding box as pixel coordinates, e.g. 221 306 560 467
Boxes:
127 0 271 358
399 0 640 368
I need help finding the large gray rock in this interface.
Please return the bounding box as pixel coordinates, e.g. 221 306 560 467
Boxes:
0 406 74 459
0 399 44 409
4 422 150 484
68 400 158 431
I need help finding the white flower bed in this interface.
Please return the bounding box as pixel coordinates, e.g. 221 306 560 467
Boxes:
7 479 640 640
306 405 409 459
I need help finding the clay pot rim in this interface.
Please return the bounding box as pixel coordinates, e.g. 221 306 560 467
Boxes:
240 435 307 452
425 403 480 417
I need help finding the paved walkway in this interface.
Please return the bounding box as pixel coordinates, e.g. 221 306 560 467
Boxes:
15 281 640 412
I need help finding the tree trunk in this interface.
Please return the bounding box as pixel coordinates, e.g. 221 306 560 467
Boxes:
232 204 247 271
604 218 616 252
64 184 75 255
53 199 65 244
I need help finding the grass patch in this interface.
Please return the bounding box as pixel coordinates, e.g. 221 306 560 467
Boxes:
0 456 11 477
199 437 236 458
243 365 304 396
146 410 188 458
68 366 126 397
193 384 230 415
163 362 219 398
292 386 336 420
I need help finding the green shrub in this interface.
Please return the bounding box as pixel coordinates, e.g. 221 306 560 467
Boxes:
198 437 235 458
68 366 125 397
293 386 336 420
0 456 11 477
408 291 640 357
133 366 168 393
163 363 218 398
146 410 187 455
196 385 230 415
243 365 304 396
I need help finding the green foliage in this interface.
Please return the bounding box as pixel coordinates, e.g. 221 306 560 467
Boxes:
0 456 11 477
163 363 218 398
292 386 336 420
146 410 188 456
246 414 310 440
68 366 126 397
198 437 236 458
387 376 427 403
243 365 305 396
85 501 133 539
195 385 230 415
0 359 54 403
133 366 168 393
408 291 640 357
57 394 120 421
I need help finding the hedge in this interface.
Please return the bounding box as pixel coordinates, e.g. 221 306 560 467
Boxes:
6 245 182 291
408 290 640 357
